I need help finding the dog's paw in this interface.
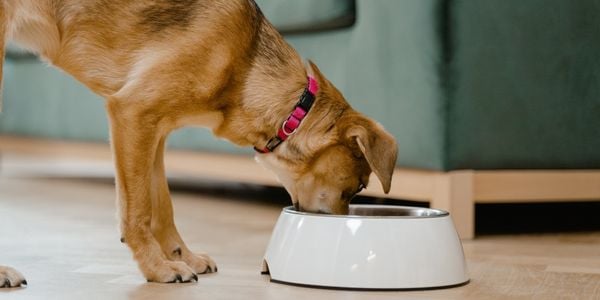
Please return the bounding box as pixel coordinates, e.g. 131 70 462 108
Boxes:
179 252 217 274
143 260 198 283
0 266 27 288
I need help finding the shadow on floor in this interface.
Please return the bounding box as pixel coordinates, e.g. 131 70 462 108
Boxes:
475 202 600 235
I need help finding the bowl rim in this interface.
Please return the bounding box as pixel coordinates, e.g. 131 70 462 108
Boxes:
283 204 450 219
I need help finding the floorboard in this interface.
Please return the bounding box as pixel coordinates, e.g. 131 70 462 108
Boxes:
1 159 599 299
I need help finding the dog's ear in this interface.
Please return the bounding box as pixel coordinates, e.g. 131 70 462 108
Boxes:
346 121 398 193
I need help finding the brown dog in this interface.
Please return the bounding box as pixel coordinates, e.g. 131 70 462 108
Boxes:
0 0 397 285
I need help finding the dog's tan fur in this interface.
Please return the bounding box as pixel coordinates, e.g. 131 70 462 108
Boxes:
0 0 397 285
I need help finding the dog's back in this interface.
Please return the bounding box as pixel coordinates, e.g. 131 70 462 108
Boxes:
2 0 266 98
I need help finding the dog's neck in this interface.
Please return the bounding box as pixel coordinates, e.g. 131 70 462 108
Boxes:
215 18 338 162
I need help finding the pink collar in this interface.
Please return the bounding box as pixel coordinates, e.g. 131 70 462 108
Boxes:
254 76 319 153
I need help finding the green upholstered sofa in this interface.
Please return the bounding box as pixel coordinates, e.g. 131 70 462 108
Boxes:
2 0 599 238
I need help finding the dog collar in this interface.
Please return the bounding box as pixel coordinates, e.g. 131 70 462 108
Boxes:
254 76 319 153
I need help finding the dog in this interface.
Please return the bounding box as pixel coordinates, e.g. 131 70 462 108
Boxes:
0 0 398 286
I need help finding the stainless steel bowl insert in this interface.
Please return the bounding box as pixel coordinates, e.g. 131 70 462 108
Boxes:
283 204 449 219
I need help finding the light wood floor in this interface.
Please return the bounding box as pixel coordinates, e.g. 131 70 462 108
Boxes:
1 166 600 299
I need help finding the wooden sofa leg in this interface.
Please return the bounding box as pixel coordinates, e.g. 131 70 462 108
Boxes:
431 170 475 239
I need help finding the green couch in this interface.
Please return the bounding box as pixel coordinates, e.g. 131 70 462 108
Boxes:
448 0 600 170
2 0 599 171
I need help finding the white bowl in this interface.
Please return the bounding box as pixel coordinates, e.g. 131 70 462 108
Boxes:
262 205 469 290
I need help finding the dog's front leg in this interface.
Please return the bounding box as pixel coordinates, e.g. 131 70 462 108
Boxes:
107 99 196 283
150 137 217 274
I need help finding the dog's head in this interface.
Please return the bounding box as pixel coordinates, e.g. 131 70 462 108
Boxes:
256 62 398 214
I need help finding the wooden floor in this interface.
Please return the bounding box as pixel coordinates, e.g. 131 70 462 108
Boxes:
1 165 600 299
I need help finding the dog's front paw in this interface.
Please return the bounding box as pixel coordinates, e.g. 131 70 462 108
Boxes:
0 266 27 288
143 260 198 283
179 252 217 274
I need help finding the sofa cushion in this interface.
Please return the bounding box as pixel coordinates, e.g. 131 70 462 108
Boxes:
254 0 355 34
447 0 600 169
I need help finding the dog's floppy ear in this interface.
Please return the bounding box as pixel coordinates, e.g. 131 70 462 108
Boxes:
346 121 398 193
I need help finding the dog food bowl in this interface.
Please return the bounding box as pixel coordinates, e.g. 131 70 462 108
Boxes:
262 205 469 290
